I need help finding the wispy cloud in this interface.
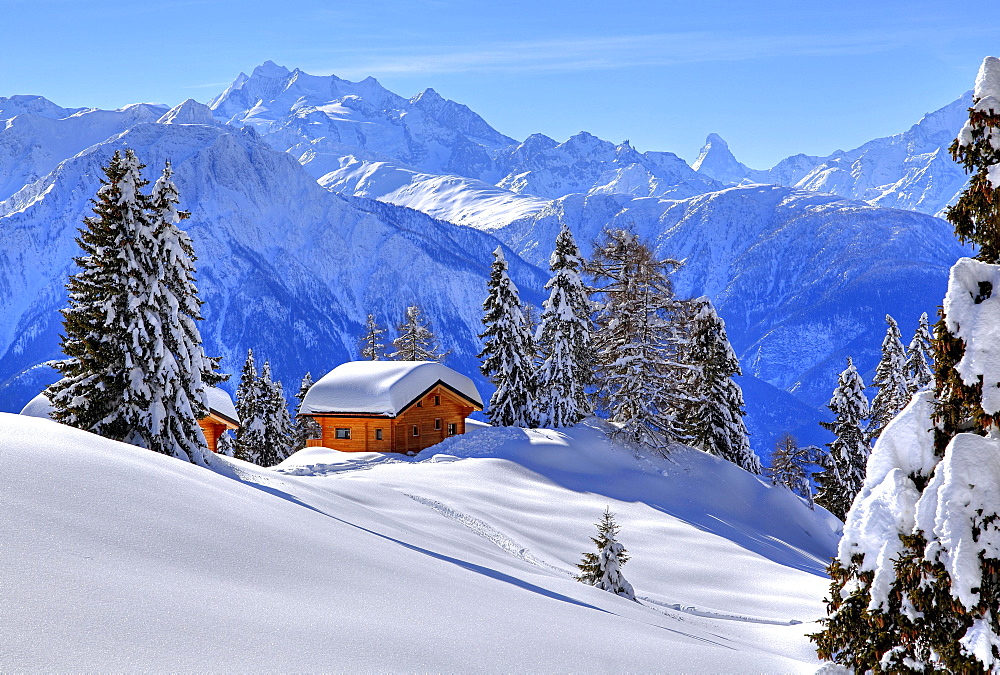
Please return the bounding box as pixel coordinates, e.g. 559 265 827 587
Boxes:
321 28 966 77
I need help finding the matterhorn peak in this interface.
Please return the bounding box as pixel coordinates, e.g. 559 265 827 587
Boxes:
157 98 217 126
691 133 749 185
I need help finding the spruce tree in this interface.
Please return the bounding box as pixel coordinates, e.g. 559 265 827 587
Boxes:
586 229 685 452
868 314 910 442
292 372 321 451
812 56 1000 673
678 297 760 473
536 223 596 428
765 434 818 507
46 151 224 465
814 357 870 520
390 305 448 362
258 361 293 466
358 313 387 361
478 247 539 427
576 508 635 600
905 311 934 394
47 150 148 441
235 349 267 464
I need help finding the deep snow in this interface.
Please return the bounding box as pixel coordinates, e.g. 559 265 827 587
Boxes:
1 413 838 671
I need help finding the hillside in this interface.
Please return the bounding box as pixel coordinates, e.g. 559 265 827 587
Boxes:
1 413 838 670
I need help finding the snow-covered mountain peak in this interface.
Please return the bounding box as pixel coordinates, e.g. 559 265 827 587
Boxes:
0 95 85 121
157 99 217 126
252 59 291 80
691 133 750 185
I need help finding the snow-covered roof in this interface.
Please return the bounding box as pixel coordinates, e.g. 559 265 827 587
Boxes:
19 392 53 419
300 361 483 417
19 388 239 424
206 387 239 425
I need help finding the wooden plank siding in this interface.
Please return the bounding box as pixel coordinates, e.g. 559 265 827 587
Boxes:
306 384 477 454
198 413 238 453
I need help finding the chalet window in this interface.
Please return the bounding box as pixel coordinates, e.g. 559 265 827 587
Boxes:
412 425 420 436
417 401 423 408
335 428 351 440
448 423 457 436
434 418 441 430
434 395 441 406
375 429 383 441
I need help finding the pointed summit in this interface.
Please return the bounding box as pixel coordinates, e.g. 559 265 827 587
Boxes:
252 60 291 79
691 133 749 185
157 99 217 126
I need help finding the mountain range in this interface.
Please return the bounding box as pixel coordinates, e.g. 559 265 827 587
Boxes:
0 62 974 454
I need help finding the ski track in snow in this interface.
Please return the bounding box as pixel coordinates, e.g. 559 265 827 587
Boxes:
402 492 571 576
639 595 804 626
275 454 406 476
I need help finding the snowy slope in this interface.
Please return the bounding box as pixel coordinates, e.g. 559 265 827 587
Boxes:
694 94 974 216
1 413 837 670
0 120 547 413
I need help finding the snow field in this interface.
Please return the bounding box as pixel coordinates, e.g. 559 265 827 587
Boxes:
1 413 837 670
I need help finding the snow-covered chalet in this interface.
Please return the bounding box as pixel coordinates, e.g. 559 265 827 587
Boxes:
19 388 239 453
299 361 483 454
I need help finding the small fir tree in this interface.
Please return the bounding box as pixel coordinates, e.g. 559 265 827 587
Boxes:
292 372 321 451
905 311 934 394
576 508 635 600
586 229 686 452
535 223 596 428
814 357 870 520
358 313 387 361
765 434 819 507
478 247 539 427
390 305 448 362
677 297 760 474
868 314 910 442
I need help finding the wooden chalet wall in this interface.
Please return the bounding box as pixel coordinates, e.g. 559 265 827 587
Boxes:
199 413 237 453
307 384 477 454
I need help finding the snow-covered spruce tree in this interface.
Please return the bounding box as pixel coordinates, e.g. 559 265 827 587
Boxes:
47 150 147 441
586 229 686 452
766 434 817 507
905 311 934 395
535 223 596 428
868 314 910 442
478 247 539 427
235 349 267 464
257 361 293 466
292 372 321 451
575 508 636 600
358 313 387 361
677 297 760 473
138 160 226 463
812 57 1000 672
46 152 224 465
814 357 870 521
390 305 448 362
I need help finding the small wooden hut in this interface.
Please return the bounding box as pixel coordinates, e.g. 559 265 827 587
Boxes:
198 387 240 453
299 361 483 454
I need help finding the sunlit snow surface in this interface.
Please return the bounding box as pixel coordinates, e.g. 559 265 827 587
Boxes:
2 413 837 671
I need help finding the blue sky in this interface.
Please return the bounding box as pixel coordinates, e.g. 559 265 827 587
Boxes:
1 0 995 167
